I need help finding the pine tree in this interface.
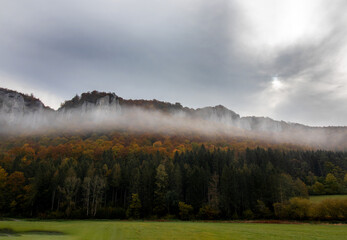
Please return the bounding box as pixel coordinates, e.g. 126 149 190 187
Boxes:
153 164 168 216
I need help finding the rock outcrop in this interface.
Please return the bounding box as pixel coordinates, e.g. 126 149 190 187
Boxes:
0 88 51 114
59 91 120 113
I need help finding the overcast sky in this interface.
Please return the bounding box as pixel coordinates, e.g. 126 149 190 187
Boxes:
1 0 347 126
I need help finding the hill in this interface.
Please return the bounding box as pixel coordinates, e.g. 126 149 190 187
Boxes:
0 87 347 149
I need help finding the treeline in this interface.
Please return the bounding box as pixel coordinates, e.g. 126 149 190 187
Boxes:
0 139 347 220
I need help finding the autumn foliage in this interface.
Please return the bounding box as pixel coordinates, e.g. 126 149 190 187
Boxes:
0 131 346 220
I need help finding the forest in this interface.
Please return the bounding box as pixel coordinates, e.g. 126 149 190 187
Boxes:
0 131 346 221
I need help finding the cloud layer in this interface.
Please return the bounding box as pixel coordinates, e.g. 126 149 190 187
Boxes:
1 0 347 126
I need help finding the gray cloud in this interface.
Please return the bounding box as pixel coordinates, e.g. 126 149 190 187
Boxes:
1 0 347 126
259 7 347 126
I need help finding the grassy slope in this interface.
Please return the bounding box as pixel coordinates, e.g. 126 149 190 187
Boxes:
309 195 347 203
0 220 346 240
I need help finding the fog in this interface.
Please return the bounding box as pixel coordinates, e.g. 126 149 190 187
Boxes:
0 106 242 136
1 105 347 150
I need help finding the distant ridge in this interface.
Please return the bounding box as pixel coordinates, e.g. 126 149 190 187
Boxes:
0 87 331 132
1 87 347 150
0 87 53 114
57 90 306 133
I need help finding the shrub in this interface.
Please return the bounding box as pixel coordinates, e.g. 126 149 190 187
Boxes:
314 199 347 221
198 205 219 220
70 209 85 219
178 201 193 220
273 202 290 219
242 209 254 220
95 207 126 219
274 197 347 221
274 198 311 220
287 197 312 220
255 200 272 219
46 211 65 219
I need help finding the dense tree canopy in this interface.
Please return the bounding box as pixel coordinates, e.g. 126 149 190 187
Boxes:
0 131 346 220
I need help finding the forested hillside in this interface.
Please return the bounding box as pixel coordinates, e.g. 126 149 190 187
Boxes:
0 131 346 220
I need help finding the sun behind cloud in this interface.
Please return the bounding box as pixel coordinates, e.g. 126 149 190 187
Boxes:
271 76 284 90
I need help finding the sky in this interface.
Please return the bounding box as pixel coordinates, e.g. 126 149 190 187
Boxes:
1 0 347 126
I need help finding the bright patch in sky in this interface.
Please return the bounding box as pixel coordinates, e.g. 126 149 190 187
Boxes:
236 0 328 49
271 77 283 90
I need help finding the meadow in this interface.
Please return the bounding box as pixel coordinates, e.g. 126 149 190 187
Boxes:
0 220 346 240
309 195 347 203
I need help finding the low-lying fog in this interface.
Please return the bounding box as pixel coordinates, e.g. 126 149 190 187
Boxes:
1 106 347 150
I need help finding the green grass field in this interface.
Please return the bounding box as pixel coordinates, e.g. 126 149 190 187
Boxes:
0 220 346 240
309 195 347 203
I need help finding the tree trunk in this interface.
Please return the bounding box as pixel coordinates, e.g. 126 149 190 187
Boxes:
51 190 55 211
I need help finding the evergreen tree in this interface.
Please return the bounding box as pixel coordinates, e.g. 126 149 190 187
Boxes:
127 193 142 219
153 164 169 216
